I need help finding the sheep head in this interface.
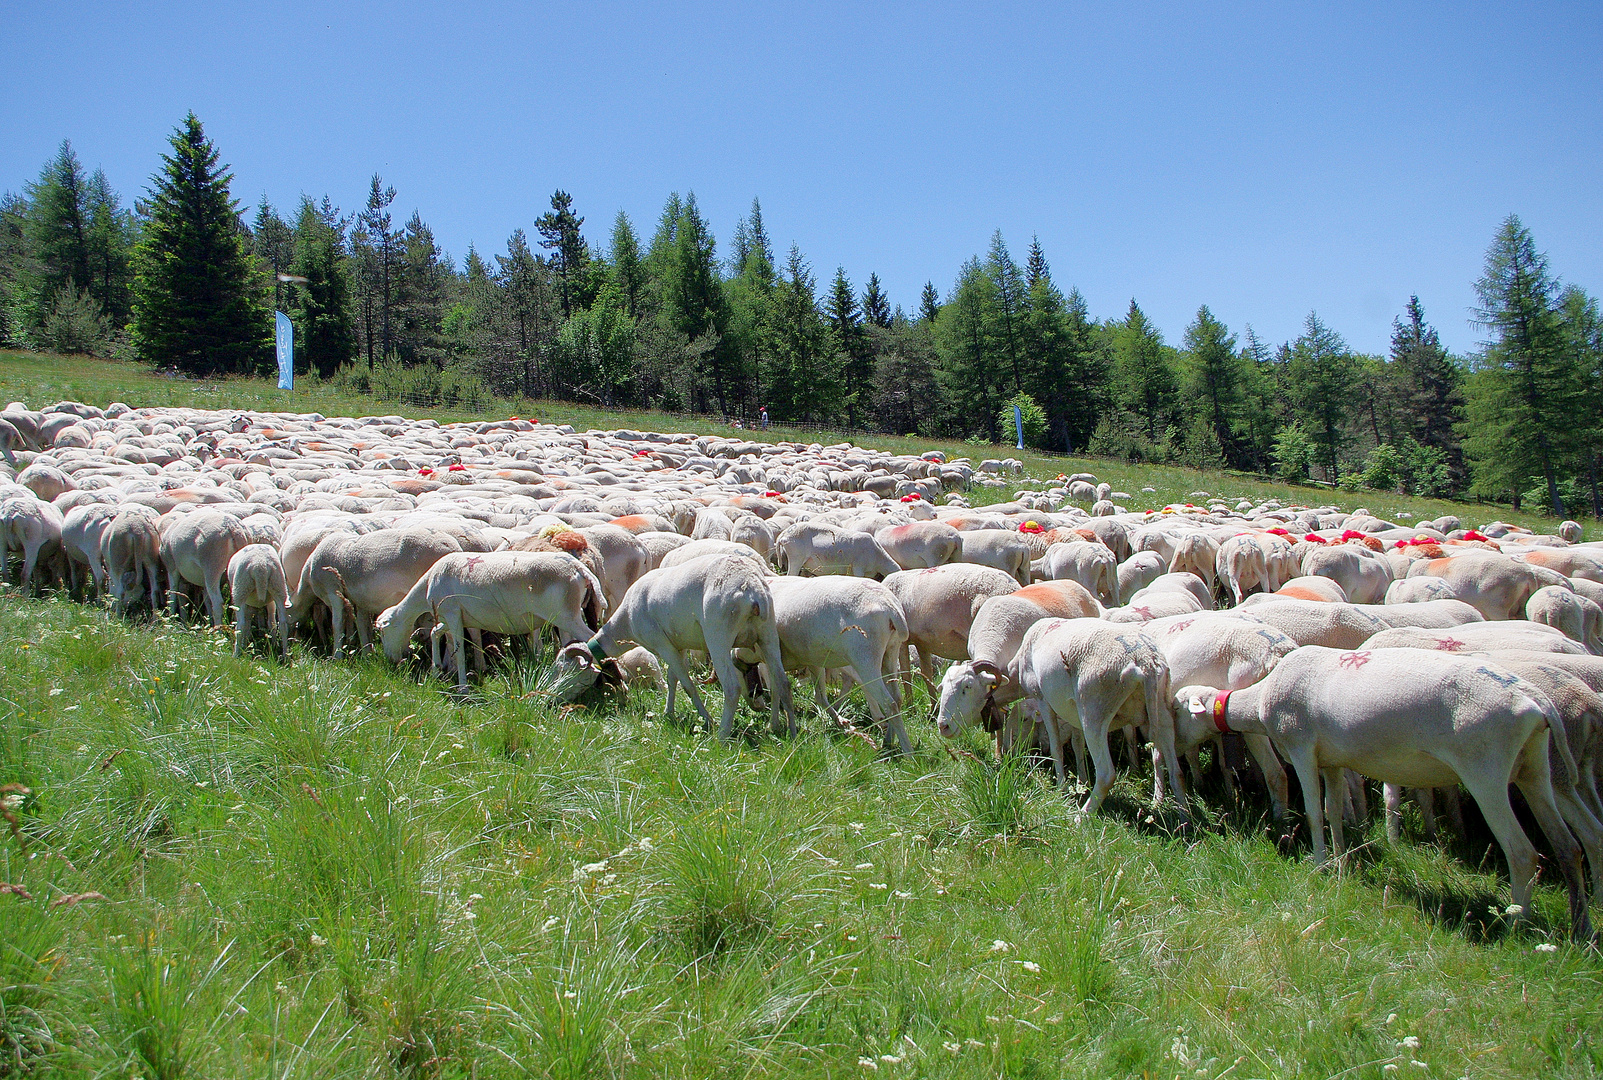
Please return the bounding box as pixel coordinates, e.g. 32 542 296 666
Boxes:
936 660 1008 738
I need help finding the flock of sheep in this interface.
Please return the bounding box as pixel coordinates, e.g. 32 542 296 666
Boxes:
3 399 1602 943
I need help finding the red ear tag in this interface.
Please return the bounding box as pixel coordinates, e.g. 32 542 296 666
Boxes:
1212 691 1231 734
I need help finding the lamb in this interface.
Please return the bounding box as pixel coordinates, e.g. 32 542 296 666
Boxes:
1216 533 1272 604
227 543 290 657
550 553 795 740
377 550 605 689
1167 532 1220 595
1178 648 1594 941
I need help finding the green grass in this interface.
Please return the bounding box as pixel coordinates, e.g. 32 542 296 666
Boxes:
0 348 1579 537
2 596 1601 1079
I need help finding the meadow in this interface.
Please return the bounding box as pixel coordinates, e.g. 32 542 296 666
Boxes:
1 350 1600 1079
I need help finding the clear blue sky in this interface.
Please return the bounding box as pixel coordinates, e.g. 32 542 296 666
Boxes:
4 2 1599 356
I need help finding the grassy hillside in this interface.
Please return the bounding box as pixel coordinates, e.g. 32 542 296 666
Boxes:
0 348 1576 538
2 596 1600 1079
2 349 1599 1076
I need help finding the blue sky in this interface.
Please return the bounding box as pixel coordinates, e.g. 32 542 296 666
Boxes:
3 2 1598 356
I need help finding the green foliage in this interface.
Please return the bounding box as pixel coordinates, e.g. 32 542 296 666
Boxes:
1288 312 1354 481
1111 300 1177 442
292 196 356 378
1272 421 1314 482
997 391 1049 450
131 113 267 375
1361 443 1404 491
35 282 114 356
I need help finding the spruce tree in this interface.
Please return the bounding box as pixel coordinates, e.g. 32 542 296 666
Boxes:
291 197 355 378
827 267 872 425
919 281 941 324
1182 306 1243 465
609 211 645 317
24 141 92 306
252 197 295 315
131 113 267 375
1391 296 1464 482
1288 312 1355 481
862 272 892 328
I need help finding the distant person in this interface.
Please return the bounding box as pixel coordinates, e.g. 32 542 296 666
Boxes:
759 406 769 430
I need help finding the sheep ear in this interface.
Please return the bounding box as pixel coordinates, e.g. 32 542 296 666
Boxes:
1187 696 1206 715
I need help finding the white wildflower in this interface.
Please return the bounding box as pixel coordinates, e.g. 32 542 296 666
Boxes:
868 883 887 890
1399 1036 1421 1050
48 687 63 696
1535 943 1559 953
1504 904 1524 916
989 939 1012 953
1385 1013 1398 1025
1021 961 1041 973
893 890 913 900
857 1056 877 1070
542 916 560 932
879 1055 901 1064
0 794 22 813
855 862 875 870
848 821 866 832
942 1041 961 1054
308 934 327 948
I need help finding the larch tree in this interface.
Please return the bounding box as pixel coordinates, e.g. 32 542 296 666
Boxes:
130 113 267 375
1464 215 1578 514
1287 311 1355 482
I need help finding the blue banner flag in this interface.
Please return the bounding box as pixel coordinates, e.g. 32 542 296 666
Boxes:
275 311 294 390
1014 403 1024 450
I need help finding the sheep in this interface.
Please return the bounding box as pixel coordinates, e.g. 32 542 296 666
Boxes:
377 551 605 689
1039 541 1118 606
1299 544 1393 604
293 527 464 657
227 543 290 657
1407 551 1572 620
1527 585 1602 654
755 575 913 752
549 553 795 741
1115 550 1167 599
102 506 163 613
1167 532 1220 595
1363 621 1585 656
881 563 1024 696
958 529 1033 586
1 491 63 591
1178 647 1593 941
877 520 963 570
775 520 900 579
1006 617 1188 822
159 510 251 626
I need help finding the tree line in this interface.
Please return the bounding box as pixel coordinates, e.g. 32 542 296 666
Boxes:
2 115 1599 516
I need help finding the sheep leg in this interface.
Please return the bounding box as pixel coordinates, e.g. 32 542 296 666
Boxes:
754 617 796 738
233 601 249 657
329 594 346 658
1080 708 1116 814
1440 786 1467 836
1037 703 1067 787
1415 787 1440 844
1471 738 1580 938
206 577 226 629
811 668 839 722
1384 783 1403 844
1244 733 1290 822
1551 783 1603 903
1288 749 1329 866
276 602 290 659
1145 683 1190 825
1324 767 1348 858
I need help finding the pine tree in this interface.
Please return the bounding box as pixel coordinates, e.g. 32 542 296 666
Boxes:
862 272 892 328
495 229 552 396
395 211 449 366
130 113 267 375
291 196 355 378
535 189 591 317
352 175 400 366
768 245 840 422
1112 300 1177 442
1024 237 1049 291
83 168 135 325
1464 216 1577 513
919 281 941 324
24 141 92 306
933 259 1005 440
